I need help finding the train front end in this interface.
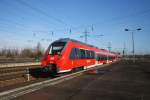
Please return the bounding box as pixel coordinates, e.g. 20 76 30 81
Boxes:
41 40 67 74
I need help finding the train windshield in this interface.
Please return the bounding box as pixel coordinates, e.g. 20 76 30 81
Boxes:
49 42 66 55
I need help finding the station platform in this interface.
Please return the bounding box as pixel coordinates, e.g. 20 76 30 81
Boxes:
13 61 150 100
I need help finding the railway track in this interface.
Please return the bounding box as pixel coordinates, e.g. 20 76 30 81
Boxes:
0 62 116 100
0 63 41 88
0 62 40 68
0 58 35 64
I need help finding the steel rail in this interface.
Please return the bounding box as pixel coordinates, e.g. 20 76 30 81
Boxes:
0 62 40 68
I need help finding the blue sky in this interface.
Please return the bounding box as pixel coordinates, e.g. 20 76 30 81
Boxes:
0 0 150 54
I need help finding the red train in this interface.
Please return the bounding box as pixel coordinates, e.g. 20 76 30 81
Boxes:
41 38 119 74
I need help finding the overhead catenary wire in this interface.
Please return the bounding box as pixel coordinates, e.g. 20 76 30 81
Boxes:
0 0 91 35
15 0 67 25
0 0 69 35
1 0 150 33
0 0 59 29
0 0 150 37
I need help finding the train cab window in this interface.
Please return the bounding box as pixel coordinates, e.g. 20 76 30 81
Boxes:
49 42 66 55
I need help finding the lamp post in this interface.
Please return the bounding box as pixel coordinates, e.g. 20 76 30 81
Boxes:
124 28 142 62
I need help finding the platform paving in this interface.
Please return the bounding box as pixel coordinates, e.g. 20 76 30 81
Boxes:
13 61 150 100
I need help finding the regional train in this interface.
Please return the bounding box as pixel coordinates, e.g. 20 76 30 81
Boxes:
41 38 119 74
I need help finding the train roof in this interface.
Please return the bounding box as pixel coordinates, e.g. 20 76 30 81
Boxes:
54 38 99 49
54 38 118 56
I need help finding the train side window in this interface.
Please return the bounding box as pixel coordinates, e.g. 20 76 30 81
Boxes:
89 50 92 59
84 50 87 59
91 51 95 59
80 49 86 59
110 56 112 60
89 51 91 59
107 56 109 60
89 51 92 59
86 50 90 59
95 53 99 61
70 48 81 59
103 56 106 60
101 55 104 60
98 54 101 61
109 56 111 60
105 56 108 60
95 53 98 60
75 48 80 59
69 48 76 59
96 54 100 61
